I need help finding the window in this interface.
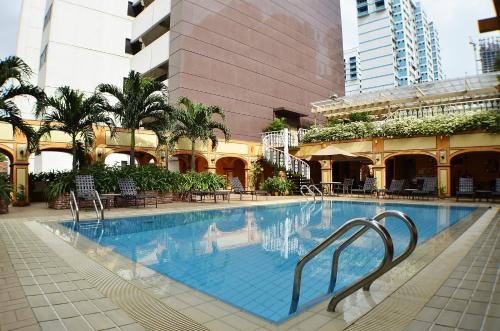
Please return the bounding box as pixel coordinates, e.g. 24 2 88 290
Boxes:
125 38 142 55
40 46 48 67
127 1 144 17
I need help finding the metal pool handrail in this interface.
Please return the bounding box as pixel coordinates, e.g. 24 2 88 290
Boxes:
326 210 417 311
300 185 324 201
289 217 394 314
69 191 79 222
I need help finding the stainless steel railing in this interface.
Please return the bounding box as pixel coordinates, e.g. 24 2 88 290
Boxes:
289 210 417 314
69 191 79 222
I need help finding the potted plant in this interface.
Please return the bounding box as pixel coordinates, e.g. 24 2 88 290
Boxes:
13 184 30 207
0 176 13 213
261 176 293 196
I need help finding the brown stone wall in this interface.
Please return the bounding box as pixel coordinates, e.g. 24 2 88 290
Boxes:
169 0 344 141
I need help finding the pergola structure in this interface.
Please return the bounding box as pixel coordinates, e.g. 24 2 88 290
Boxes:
311 73 500 119
478 0 500 33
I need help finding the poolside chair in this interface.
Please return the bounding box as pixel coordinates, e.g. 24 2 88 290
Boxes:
456 177 475 201
492 178 500 201
230 177 254 200
412 177 437 200
351 177 376 197
117 178 157 208
381 179 405 198
336 178 354 195
75 175 108 209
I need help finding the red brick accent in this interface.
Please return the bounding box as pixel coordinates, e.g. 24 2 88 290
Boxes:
49 192 175 210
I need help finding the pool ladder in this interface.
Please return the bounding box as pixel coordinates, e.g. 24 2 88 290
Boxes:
300 185 323 201
69 190 105 222
289 210 417 314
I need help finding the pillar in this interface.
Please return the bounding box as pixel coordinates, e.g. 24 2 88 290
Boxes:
437 135 451 197
244 167 250 190
372 138 385 190
13 141 29 204
321 160 332 182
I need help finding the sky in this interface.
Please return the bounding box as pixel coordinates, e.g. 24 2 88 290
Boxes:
0 0 498 79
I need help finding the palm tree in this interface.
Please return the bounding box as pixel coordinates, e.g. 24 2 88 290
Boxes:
170 97 231 171
0 56 44 151
36 86 114 171
98 71 173 166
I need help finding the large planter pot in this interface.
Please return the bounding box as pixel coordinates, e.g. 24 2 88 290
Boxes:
13 200 30 207
0 198 9 214
48 193 71 210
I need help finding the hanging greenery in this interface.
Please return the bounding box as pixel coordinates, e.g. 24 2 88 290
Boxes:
302 111 500 143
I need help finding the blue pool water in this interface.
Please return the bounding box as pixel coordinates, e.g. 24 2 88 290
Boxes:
60 201 475 323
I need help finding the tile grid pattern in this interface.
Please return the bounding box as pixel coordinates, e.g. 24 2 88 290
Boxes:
0 221 146 331
406 212 500 331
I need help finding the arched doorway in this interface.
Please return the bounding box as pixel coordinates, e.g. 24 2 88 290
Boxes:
216 157 247 187
105 150 158 166
30 148 73 173
173 153 208 173
385 153 437 188
305 160 321 185
450 151 500 195
0 145 14 179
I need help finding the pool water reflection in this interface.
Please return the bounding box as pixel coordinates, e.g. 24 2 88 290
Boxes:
59 201 475 323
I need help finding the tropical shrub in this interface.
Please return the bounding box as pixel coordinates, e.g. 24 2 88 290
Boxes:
260 176 293 195
43 166 226 201
0 176 13 204
263 117 288 132
302 111 500 143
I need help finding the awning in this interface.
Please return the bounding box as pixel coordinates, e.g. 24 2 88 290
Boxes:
308 145 373 164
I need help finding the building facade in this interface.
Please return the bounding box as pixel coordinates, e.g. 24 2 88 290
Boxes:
354 0 443 93
344 48 362 95
479 36 500 73
17 0 345 142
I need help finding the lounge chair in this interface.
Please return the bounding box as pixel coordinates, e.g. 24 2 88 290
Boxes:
335 178 354 195
230 177 255 200
191 189 231 203
412 177 437 199
381 179 405 198
456 177 474 201
117 178 157 208
351 177 376 197
75 175 108 209
492 178 500 201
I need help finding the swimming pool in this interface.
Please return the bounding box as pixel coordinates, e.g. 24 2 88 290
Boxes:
60 201 475 323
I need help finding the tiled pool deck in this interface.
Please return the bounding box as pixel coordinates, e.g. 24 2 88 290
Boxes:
0 196 498 331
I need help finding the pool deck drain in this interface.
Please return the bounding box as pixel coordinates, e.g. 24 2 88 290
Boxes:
0 198 498 331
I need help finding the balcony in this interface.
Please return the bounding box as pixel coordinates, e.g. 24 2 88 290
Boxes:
131 0 171 42
131 31 169 75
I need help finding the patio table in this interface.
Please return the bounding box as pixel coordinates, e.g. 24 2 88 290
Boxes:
404 189 418 199
321 182 341 195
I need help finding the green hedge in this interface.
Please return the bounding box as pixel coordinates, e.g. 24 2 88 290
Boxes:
301 111 500 143
38 165 227 201
260 176 293 194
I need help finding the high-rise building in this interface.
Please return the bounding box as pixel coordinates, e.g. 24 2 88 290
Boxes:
479 36 500 74
16 0 345 141
344 48 362 95
353 0 442 93
429 22 444 81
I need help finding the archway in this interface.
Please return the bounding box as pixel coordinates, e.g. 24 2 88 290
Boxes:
104 150 158 166
385 153 437 188
30 148 73 173
172 153 208 173
331 158 374 187
216 157 247 187
0 145 14 179
305 160 321 185
450 151 500 195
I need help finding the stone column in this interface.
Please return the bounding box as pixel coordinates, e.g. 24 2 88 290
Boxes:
372 138 385 190
321 160 332 193
436 136 451 197
13 141 29 204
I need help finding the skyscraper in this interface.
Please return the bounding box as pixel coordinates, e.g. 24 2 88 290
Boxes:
352 0 443 93
17 0 345 141
344 48 362 95
479 36 500 74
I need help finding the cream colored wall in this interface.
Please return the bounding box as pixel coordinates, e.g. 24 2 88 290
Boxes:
450 133 500 148
0 123 13 140
384 136 436 151
106 131 158 148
